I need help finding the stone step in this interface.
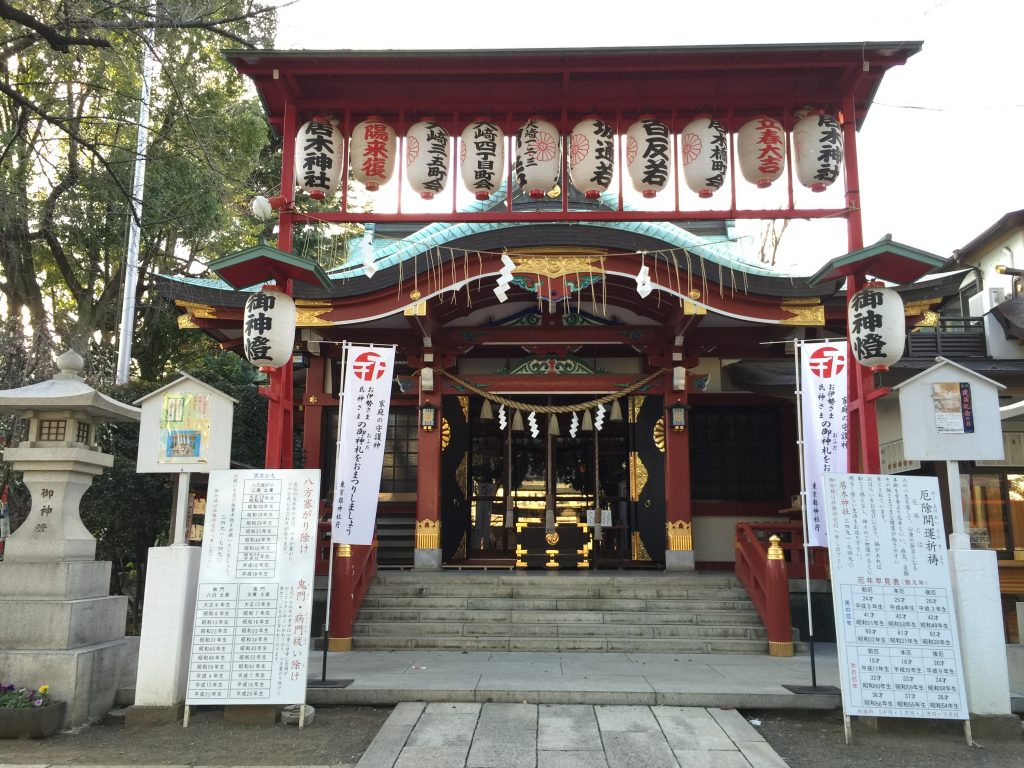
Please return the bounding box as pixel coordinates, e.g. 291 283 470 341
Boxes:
364 583 752 600
372 572 743 588
356 608 764 626
352 621 768 640
350 635 778 654
363 595 758 612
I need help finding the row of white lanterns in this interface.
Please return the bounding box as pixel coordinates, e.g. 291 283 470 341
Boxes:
292 111 843 203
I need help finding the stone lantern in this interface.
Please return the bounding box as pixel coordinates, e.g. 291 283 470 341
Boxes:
0 349 140 727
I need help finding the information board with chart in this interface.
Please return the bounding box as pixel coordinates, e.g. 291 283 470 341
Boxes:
823 473 968 720
185 469 320 706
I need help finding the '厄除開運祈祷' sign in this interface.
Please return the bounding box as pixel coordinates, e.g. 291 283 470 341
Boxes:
332 344 396 545
823 473 968 720
799 341 848 546
185 468 321 706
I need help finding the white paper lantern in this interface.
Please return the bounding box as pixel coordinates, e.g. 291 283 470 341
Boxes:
680 114 728 198
793 110 843 192
243 287 296 369
294 118 343 200
460 119 505 200
625 116 672 198
514 117 560 198
568 116 615 199
350 116 397 192
406 118 450 199
737 115 786 188
848 284 905 372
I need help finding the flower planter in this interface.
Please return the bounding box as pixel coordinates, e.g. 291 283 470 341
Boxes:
0 701 66 739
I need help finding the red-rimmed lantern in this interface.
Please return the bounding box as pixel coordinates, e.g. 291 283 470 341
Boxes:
350 116 396 192
406 118 450 200
243 286 296 369
848 282 905 372
514 116 560 199
294 117 343 200
738 115 786 188
793 110 843 192
626 115 672 198
680 114 727 199
460 119 505 200
568 116 615 199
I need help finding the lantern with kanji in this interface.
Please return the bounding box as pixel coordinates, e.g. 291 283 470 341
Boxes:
294 118 343 200
794 110 843 192
568 116 615 199
626 116 672 198
460 119 505 200
680 114 728 198
406 118 450 199
848 283 905 372
243 287 296 369
514 117 560 198
738 115 786 188
350 116 397 192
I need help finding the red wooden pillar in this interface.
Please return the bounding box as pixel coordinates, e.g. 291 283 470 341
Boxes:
328 544 353 651
301 355 326 471
415 388 442 568
664 373 694 570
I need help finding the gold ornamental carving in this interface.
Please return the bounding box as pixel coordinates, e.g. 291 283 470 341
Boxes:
456 454 468 499
653 418 665 453
336 544 352 558
458 396 470 423
441 418 451 450
177 314 200 329
174 300 218 319
915 310 940 328
779 298 824 326
295 300 333 327
767 534 785 560
666 521 692 551
454 532 468 560
545 531 560 545
629 452 648 502
683 300 707 316
904 299 938 317
507 247 607 279
307 395 319 405
631 532 652 561
415 519 440 549
628 395 645 424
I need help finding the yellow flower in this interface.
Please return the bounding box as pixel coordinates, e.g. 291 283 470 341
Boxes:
38 685 49 695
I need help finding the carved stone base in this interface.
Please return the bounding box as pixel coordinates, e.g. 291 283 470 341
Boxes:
665 549 695 571
414 548 442 570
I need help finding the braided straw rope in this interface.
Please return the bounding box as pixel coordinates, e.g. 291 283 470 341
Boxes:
437 368 667 414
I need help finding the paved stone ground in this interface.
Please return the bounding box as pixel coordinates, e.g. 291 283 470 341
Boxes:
356 702 787 768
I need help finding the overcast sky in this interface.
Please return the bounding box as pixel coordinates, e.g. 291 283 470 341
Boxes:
270 0 1022 274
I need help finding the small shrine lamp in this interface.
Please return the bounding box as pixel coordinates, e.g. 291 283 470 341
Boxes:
420 402 437 431
668 401 688 431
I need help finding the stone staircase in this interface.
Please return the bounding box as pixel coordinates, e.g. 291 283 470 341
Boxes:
354 571 795 653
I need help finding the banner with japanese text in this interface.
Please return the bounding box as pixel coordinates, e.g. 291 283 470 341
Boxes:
823 473 967 720
185 468 321 706
799 341 848 546
332 344 396 545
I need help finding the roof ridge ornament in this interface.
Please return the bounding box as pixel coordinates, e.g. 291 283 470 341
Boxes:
54 349 85 380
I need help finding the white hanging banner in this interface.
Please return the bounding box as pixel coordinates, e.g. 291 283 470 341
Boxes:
332 344 396 544
799 341 848 546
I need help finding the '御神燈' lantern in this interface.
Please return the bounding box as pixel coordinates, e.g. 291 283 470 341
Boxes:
406 119 450 200
794 110 843 192
568 116 615 199
848 283 905 372
680 114 727 198
514 117 560 198
738 115 786 188
294 118 343 200
243 287 296 369
626 116 672 198
460 119 505 200
351 117 396 192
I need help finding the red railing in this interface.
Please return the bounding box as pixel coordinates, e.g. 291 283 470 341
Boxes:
735 523 795 657
740 522 828 580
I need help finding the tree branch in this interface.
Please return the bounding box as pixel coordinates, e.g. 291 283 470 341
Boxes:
0 1 112 51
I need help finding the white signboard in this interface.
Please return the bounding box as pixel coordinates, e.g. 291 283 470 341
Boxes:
185 469 321 706
799 341 848 546
332 344 396 545
823 473 968 720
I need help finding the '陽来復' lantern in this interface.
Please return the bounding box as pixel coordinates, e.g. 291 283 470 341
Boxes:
243 287 296 369
626 116 672 198
460 119 505 200
406 119 450 199
848 283 905 372
738 115 786 188
351 116 397 192
568 116 615 199
294 118 343 200
680 114 727 198
514 117 560 198
794 110 843 192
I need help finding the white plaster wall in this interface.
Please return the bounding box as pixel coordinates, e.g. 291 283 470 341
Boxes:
693 515 779 563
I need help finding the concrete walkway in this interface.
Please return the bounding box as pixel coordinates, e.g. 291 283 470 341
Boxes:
357 701 788 768
306 645 843 710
